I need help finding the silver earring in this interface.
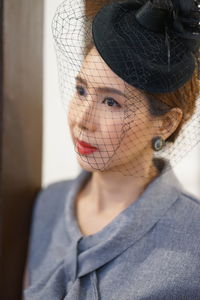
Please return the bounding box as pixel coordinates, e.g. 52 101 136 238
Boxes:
152 136 165 151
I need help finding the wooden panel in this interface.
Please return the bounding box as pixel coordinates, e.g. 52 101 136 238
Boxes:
0 2 3 168
0 0 43 299
0 1 4 295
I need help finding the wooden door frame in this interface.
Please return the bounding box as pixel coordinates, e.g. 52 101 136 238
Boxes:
0 1 43 299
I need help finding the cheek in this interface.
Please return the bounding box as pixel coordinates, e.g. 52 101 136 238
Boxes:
125 115 155 148
68 99 77 127
100 113 125 141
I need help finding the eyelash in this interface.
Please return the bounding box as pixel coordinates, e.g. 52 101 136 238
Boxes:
75 85 121 108
76 85 86 96
102 97 121 108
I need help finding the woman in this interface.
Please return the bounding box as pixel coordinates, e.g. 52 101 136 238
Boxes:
24 0 200 299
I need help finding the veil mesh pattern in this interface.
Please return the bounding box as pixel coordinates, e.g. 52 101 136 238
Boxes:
52 0 200 177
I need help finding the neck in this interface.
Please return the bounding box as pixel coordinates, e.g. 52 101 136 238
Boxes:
82 160 158 214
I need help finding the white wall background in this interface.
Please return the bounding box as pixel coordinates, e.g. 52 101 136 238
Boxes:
43 0 80 188
43 0 200 198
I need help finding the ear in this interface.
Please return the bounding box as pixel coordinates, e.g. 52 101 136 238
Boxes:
158 108 183 140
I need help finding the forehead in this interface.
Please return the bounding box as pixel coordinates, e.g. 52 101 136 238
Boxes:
79 47 147 104
80 47 125 89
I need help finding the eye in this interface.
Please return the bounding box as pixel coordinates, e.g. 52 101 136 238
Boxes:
76 85 86 96
103 97 121 108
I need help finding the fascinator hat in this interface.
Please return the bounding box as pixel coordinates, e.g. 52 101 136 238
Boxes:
52 0 200 176
92 0 200 93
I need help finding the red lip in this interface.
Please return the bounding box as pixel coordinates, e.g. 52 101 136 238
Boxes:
76 139 98 155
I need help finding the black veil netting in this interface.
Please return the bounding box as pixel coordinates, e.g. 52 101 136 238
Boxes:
52 0 200 177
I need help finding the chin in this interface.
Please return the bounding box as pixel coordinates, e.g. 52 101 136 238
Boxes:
76 154 111 172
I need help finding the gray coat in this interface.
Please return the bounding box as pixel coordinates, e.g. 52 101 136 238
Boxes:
24 169 200 300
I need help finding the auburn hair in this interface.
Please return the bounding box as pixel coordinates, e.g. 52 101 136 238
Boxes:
145 68 200 142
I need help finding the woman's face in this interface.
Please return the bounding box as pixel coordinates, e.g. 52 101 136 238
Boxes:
68 47 158 175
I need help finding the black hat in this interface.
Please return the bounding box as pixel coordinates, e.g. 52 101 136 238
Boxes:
52 0 200 175
92 0 200 93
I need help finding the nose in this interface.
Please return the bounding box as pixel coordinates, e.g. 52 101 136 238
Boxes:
76 95 97 132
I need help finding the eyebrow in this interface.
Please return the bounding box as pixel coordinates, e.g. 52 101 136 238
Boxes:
75 76 128 99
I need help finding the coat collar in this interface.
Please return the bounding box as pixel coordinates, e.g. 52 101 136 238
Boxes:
64 166 182 278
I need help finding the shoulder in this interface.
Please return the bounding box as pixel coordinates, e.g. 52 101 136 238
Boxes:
145 190 200 281
32 179 74 220
29 176 78 243
26 177 78 273
158 189 200 248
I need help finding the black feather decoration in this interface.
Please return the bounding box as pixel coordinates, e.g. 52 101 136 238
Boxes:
171 0 200 33
150 0 200 53
152 0 200 77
